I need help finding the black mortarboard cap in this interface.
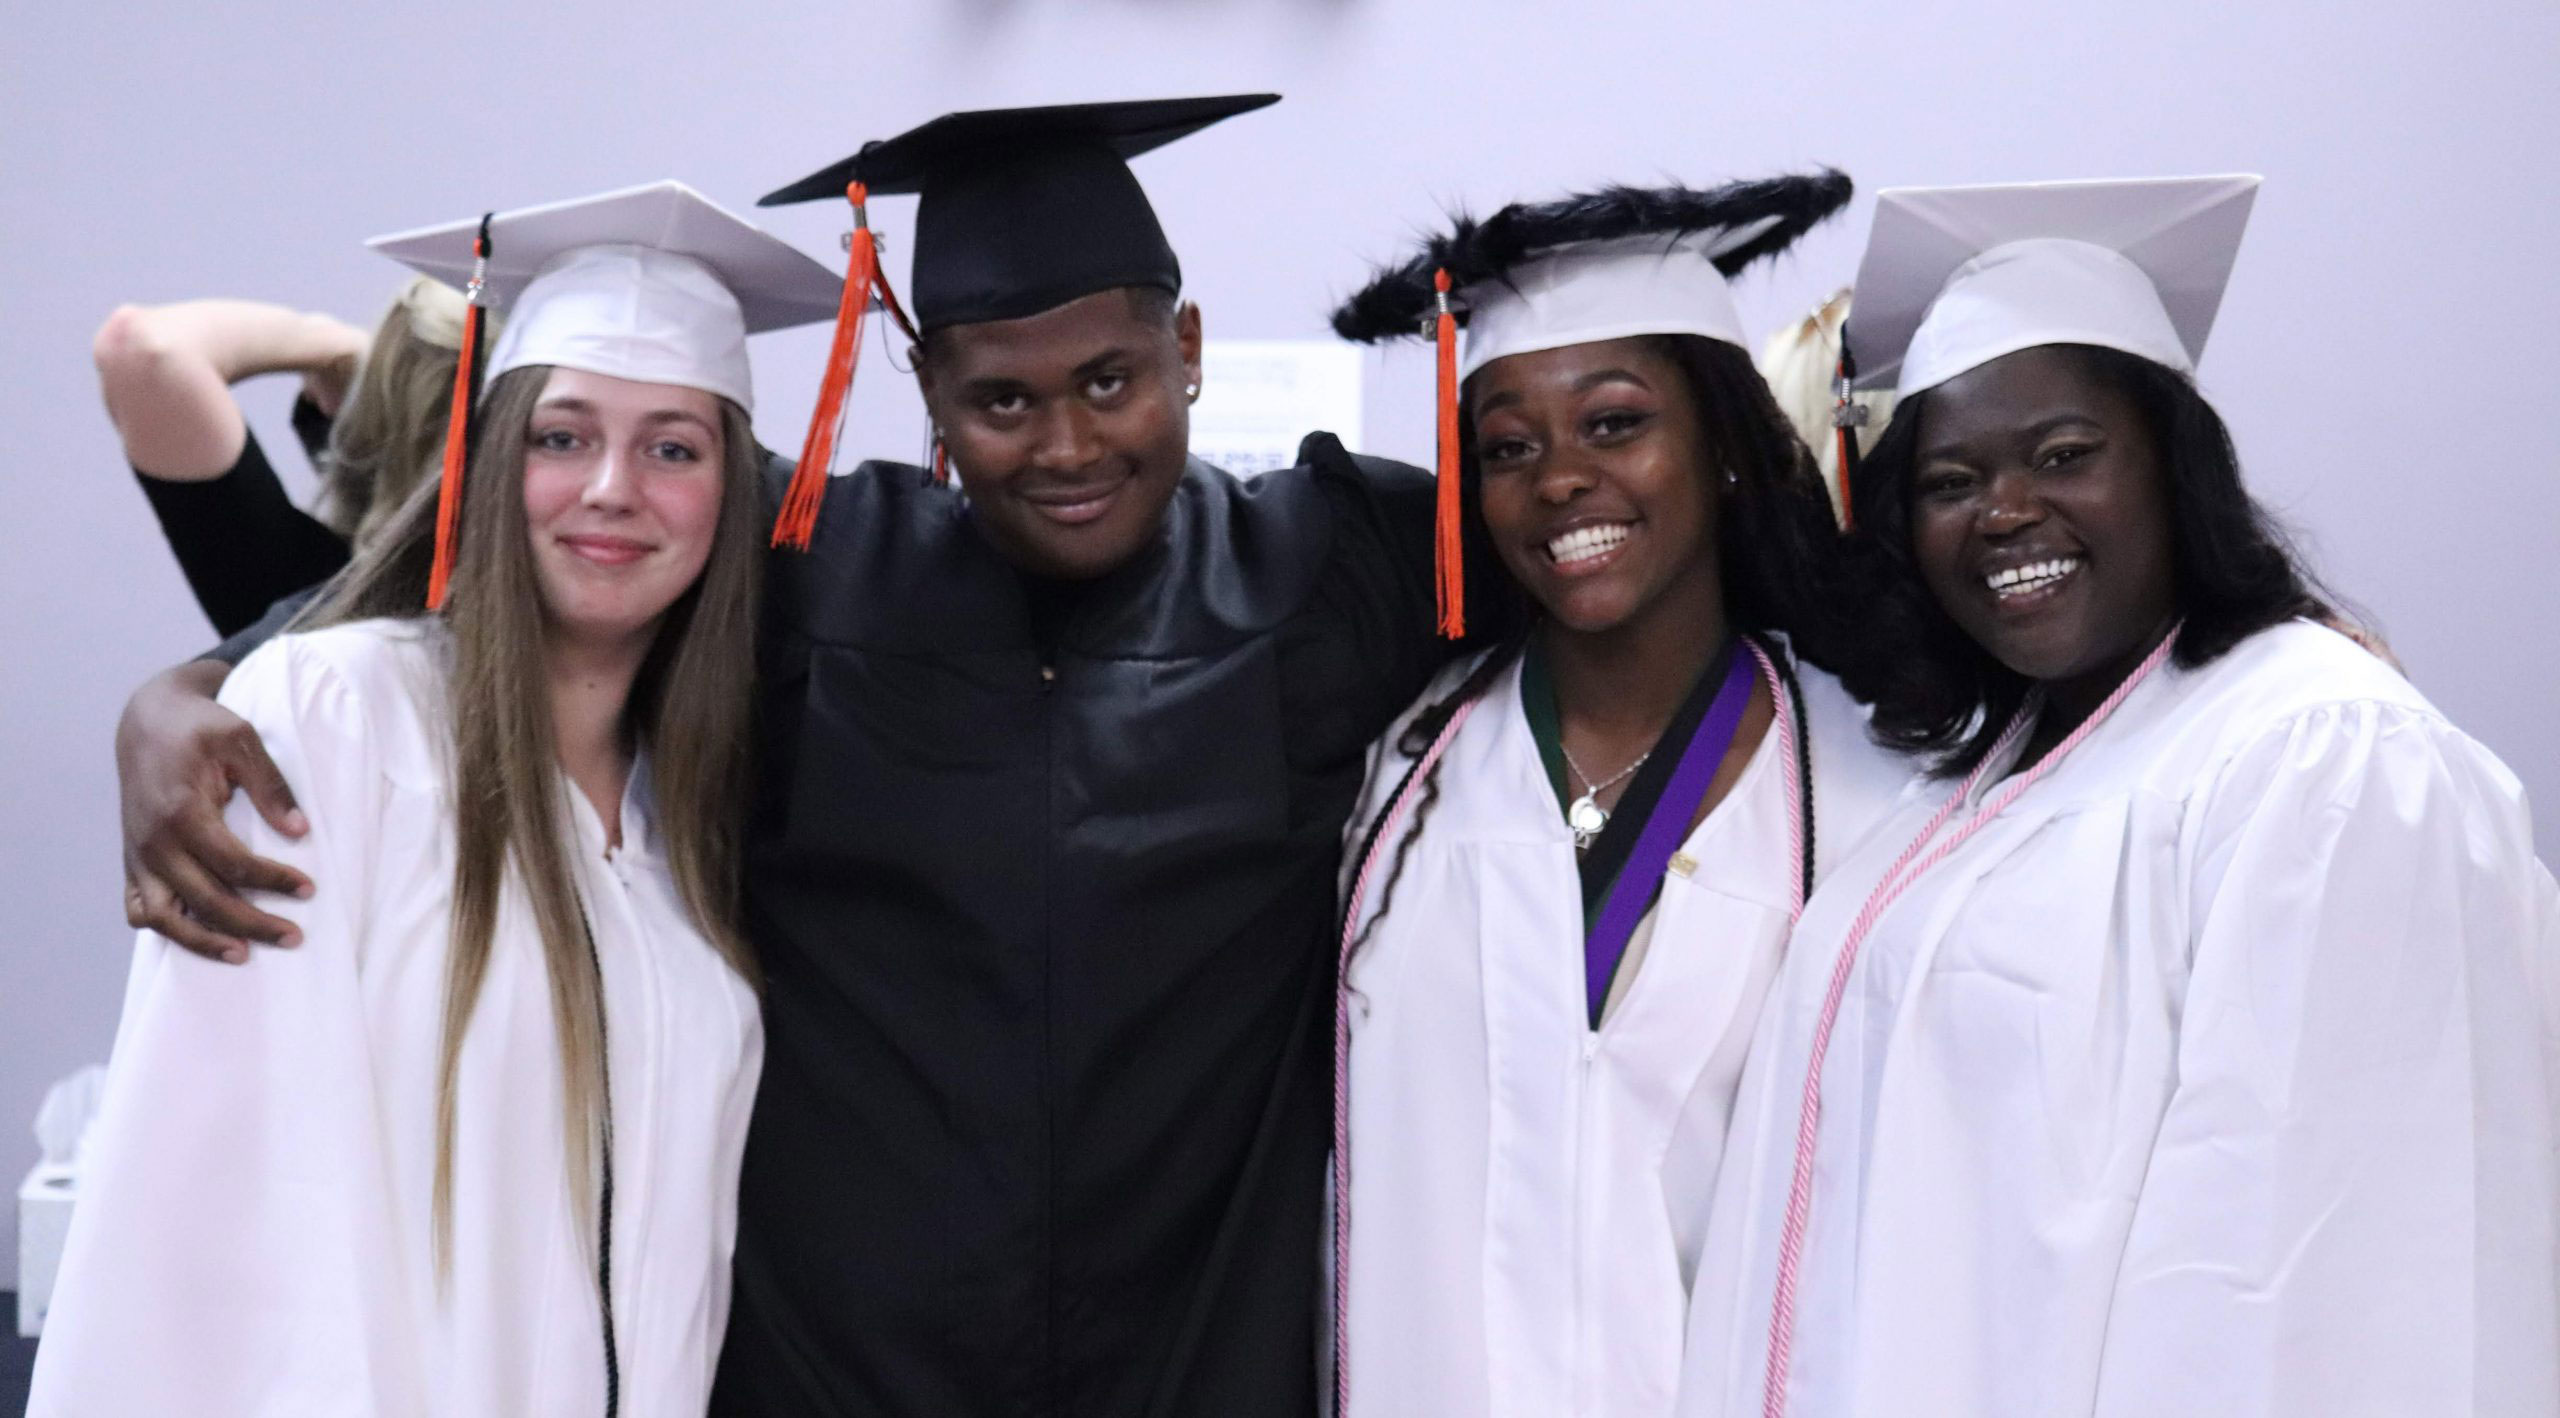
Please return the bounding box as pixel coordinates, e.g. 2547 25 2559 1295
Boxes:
760 94 1279 330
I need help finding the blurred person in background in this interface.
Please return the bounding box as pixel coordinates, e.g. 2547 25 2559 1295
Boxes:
95 276 485 636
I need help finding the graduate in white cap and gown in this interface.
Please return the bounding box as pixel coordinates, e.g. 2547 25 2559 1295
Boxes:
31 180 839 1418
1677 176 2560 1418
1320 174 1917 1418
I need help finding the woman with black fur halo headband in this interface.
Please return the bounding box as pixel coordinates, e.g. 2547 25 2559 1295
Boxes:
1319 170 1920 1418
1679 177 2560 1418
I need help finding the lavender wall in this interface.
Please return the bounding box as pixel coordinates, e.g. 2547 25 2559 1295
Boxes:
6 0 2555 1221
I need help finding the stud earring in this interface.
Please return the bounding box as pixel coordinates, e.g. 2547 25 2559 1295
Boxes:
1184 382 1201 402
1724 467 1740 489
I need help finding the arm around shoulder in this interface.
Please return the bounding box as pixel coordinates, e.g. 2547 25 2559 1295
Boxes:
117 640 316 961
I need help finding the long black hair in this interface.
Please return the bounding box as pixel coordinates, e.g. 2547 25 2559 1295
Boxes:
1835 343 2333 775
1350 332 1853 945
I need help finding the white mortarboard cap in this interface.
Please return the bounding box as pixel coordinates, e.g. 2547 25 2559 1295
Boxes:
367 179 841 412
1846 174 2260 398
1457 222 1776 379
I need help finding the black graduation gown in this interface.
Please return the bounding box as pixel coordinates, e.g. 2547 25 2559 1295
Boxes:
712 434 1455 1417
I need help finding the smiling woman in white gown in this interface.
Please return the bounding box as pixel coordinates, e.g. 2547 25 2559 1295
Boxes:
1678 176 2560 1418
1321 173 1916 1418
31 183 842 1418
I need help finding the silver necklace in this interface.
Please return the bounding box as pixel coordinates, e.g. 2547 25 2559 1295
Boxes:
1561 741 1651 849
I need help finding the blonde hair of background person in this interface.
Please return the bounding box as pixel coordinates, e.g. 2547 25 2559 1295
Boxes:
313 277 477 548
296 362 764 1252
1752 288 1894 527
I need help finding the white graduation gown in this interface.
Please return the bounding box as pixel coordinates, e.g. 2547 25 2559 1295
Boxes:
1678 622 2560 1418
1334 649 1914 1418
31 619 765 1418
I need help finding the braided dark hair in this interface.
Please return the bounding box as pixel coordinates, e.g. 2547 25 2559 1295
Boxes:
1349 333 1859 945
1344 640 1526 953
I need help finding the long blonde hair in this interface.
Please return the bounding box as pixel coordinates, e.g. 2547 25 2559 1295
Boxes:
1755 287 1895 527
299 363 763 1267
314 278 493 552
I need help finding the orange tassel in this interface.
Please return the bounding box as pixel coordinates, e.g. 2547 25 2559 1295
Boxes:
872 262 921 347
1432 269 1464 639
931 434 951 486
773 181 878 550
426 217 491 610
1832 425 1855 530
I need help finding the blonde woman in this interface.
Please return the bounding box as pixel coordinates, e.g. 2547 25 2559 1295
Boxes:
33 182 838 1417
95 277 479 635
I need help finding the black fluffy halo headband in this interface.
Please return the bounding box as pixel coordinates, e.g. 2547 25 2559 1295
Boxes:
1330 169 1853 344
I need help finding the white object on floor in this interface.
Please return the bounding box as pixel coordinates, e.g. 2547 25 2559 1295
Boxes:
19 1063 105 1337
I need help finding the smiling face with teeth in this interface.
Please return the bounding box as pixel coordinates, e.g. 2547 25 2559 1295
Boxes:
917 287 1203 581
1908 344 2177 708
1467 336 1722 638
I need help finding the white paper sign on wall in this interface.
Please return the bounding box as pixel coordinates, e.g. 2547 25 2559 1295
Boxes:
1189 340 1364 478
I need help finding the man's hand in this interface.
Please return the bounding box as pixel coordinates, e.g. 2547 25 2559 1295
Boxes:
117 659 313 963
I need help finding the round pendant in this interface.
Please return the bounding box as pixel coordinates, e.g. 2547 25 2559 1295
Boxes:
1567 794 1609 837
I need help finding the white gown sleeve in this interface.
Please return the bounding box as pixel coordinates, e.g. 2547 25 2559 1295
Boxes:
28 635 429 1417
2089 701 2560 1417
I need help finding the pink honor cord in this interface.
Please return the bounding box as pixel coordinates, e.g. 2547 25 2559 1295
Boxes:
1759 628 2179 1418
1327 643 1804 1414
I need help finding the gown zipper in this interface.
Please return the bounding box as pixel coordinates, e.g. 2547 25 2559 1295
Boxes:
576 892 620 1418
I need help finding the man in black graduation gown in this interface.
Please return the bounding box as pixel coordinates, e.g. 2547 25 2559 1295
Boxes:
721 95 1483 1415
112 96 1490 1416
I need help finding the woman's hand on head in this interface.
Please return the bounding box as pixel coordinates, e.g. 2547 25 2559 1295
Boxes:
117 659 314 963
296 316 369 418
